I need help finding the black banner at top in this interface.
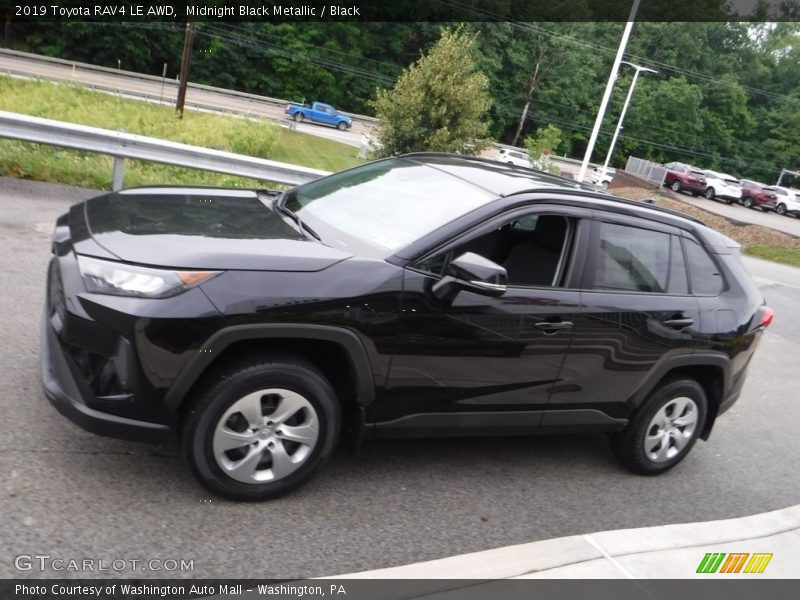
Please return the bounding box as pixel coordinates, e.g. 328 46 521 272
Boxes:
3 0 800 22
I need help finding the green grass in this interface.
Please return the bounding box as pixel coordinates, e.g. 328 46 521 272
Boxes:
0 77 362 189
744 245 800 267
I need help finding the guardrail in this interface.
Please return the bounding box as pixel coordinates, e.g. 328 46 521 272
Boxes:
0 111 331 190
0 48 378 125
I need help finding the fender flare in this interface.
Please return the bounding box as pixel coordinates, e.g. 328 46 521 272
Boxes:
629 352 731 411
162 324 376 412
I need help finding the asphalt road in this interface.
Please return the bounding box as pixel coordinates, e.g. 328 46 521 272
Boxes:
0 50 366 147
1 177 799 579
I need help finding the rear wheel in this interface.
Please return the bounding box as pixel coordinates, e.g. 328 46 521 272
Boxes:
611 379 707 475
704 187 715 200
182 356 340 501
777 203 787 216
671 180 681 192
743 196 755 208
293 112 304 123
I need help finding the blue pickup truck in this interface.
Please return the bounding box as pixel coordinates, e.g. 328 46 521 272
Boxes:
284 101 352 130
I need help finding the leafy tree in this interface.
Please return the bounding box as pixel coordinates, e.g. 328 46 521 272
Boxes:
369 28 493 156
524 124 562 160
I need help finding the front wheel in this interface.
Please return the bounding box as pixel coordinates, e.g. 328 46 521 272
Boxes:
610 379 707 475
182 356 341 501
336 121 348 131
670 180 681 192
743 196 755 209
704 187 715 200
777 203 787 216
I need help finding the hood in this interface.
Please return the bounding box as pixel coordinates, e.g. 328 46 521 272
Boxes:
76 187 352 271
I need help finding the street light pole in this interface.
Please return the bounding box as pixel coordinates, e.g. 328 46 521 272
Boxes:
577 0 641 182
601 62 657 175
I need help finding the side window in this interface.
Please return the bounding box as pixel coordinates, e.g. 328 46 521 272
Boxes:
683 237 723 296
592 222 670 293
416 213 573 288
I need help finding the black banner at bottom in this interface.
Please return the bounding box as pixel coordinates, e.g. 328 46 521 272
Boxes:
3 579 800 600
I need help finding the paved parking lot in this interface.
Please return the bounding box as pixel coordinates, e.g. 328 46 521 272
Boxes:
1 177 799 579
666 188 800 238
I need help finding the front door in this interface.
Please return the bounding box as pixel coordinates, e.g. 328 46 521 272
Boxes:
377 208 590 435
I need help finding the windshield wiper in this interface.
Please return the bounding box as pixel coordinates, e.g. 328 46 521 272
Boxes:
273 195 321 241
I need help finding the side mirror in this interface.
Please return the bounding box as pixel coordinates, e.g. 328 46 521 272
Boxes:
431 252 508 301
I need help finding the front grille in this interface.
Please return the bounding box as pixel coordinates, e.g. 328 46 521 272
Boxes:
48 260 66 323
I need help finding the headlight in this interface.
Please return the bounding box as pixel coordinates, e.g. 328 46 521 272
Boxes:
77 255 220 298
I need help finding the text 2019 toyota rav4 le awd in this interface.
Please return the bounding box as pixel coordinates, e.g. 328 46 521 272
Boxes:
42 154 773 500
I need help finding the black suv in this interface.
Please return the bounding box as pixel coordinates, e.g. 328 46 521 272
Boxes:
42 154 772 500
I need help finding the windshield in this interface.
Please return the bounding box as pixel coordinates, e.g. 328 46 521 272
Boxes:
281 158 494 257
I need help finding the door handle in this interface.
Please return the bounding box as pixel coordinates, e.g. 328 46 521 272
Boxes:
535 321 573 333
663 318 694 329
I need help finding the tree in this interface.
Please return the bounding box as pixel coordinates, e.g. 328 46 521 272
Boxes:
369 28 493 156
524 124 562 160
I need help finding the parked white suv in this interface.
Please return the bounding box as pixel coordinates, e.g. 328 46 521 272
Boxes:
703 171 742 203
769 186 800 217
496 148 533 168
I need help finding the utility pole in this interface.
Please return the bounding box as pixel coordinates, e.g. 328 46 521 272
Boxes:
577 0 641 182
600 62 657 175
176 22 195 118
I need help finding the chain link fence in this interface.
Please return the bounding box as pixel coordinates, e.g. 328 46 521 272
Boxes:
625 157 667 187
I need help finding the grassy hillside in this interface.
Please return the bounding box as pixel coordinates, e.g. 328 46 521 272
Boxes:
0 77 362 189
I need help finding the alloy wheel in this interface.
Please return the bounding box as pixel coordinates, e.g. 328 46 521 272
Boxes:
642 396 698 463
212 388 320 484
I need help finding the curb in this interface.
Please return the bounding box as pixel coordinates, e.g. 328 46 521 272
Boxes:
328 504 800 579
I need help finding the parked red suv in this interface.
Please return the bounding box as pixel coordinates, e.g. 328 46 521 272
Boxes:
740 180 778 211
663 162 707 196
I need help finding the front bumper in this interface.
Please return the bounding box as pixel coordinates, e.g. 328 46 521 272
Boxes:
41 308 171 444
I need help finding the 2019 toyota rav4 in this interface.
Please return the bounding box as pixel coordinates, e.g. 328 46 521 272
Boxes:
42 154 772 500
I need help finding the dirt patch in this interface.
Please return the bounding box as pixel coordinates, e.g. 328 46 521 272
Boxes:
611 186 800 251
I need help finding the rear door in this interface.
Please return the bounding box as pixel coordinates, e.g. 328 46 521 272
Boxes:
547 213 701 423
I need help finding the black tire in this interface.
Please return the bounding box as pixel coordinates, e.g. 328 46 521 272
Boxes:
670 180 681 192
293 112 304 123
182 355 341 501
743 196 754 209
777 203 787 216
610 379 707 475
336 121 348 131
704 187 715 200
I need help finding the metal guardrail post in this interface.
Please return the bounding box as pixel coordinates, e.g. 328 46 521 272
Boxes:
112 156 126 190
